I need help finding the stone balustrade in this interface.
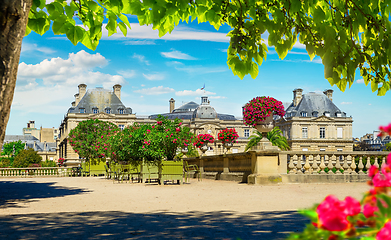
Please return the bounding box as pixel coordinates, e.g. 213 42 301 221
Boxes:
185 150 391 184
0 167 75 177
286 151 390 174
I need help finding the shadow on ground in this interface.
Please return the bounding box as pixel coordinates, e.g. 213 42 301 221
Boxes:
0 210 308 239
0 181 89 208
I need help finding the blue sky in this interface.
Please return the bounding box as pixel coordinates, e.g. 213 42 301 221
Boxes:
6 13 391 138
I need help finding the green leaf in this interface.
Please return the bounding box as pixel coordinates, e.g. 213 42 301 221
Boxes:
87 1 100 12
118 13 131 28
28 17 50 35
249 62 259 79
52 18 67 34
118 22 127 36
66 25 85 45
298 209 318 222
25 25 31 36
371 81 378 92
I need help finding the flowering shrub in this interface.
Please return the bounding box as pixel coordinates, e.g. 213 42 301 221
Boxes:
68 119 119 164
288 123 391 240
218 128 239 143
142 116 195 160
58 158 65 166
242 96 285 127
194 134 215 148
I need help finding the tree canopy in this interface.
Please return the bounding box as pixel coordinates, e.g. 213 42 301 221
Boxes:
28 0 391 95
1 140 25 158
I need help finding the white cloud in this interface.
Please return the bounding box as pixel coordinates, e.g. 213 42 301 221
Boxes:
175 89 216 96
341 102 353 105
21 43 55 54
124 40 156 45
134 86 175 95
161 50 197 60
101 24 229 42
132 53 150 65
14 51 125 114
356 79 364 84
142 73 165 81
117 70 136 78
174 65 227 74
209 96 227 99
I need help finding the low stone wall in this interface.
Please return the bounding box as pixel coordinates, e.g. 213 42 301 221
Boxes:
185 150 390 184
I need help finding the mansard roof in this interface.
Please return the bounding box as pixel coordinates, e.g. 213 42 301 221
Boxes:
285 92 346 118
68 87 132 114
149 98 237 121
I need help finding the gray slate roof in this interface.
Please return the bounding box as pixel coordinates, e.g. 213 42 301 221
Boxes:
285 92 346 118
3 135 56 152
149 100 237 121
68 88 132 114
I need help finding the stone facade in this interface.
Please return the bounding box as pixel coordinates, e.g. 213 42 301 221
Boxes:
276 89 353 151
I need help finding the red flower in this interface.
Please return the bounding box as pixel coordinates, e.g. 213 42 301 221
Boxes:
377 221 391 240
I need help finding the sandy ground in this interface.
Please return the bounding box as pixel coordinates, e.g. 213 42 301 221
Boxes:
0 177 370 239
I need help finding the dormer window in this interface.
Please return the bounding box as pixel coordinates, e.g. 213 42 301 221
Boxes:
300 112 307 117
118 109 124 114
105 108 111 114
336 112 342 117
312 111 318 117
92 108 99 114
324 111 330 117
80 108 85 113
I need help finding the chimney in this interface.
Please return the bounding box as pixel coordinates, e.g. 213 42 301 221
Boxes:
169 98 175 113
113 84 122 100
323 89 333 101
293 88 303 106
74 93 80 106
78 83 87 100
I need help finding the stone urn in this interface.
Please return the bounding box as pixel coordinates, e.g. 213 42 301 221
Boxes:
254 115 276 150
223 142 233 154
200 144 208 156
181 147 188 158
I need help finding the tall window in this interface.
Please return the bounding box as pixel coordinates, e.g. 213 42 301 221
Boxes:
337 127 343 138
93 108 98 114
118 109 124 114
119 125 125 131
320 127 326 139
244 129 250 138
302 127 308 138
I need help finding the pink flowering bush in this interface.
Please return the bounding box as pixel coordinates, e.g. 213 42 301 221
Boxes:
218 128 239 143
68 119 119 164
194 134 215 148
288 123 391 240
242 96 285 127
58 158 65 166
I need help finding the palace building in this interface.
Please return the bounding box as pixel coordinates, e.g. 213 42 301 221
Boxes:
58 84 354 165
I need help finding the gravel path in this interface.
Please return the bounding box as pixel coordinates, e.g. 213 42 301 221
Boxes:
0 177 369 239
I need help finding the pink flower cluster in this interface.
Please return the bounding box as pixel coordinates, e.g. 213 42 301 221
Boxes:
378 123 391 138
217 128 239 143
316 195 361 231
194 134 215 148
242 96 285 127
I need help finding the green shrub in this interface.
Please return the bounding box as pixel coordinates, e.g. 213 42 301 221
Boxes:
41 160 57 167
13 149 42 168
0 157 13 168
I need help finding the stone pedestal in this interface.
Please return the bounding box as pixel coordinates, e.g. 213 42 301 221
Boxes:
247 149 282 184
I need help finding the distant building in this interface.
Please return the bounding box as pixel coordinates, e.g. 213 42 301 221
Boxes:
277 89 354 151
23 120 59 142
3 135 58 161
359 131 391 151
58 84 137 165
148 95 255 155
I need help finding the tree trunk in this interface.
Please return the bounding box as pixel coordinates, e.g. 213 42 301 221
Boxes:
0 0 32 151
